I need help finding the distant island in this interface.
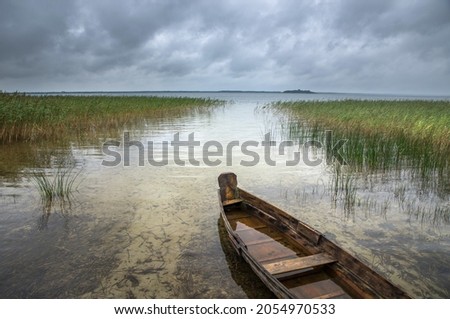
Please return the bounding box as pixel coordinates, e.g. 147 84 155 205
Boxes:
283 89 316 94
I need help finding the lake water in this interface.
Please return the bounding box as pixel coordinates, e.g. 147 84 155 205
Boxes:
0 92 449 298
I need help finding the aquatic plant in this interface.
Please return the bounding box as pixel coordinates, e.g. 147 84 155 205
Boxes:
274 99 449 192
0 93 223 143
273 99 450 223
32 167 80 204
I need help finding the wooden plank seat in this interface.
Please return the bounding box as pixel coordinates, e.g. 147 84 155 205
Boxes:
244 237 283 246
223 198 243 206
263 253 337 275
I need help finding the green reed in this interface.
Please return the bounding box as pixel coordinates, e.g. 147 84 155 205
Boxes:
32 167 80 204
275 99 449 182
0 93 222 143
274 99 450 223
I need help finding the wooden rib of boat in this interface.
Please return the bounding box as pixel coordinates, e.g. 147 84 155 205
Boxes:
218 172 410 299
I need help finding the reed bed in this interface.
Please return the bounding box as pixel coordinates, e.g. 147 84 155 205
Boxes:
0 93 222 143
275 99 449 154
274 99 450 222
275 99 449 178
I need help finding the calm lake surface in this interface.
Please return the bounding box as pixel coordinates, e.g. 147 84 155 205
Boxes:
0 92 449 298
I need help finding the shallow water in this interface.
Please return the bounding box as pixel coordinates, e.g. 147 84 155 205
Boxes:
0 92 449 298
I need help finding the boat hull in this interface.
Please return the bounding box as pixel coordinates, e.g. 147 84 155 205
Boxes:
218 172 410 299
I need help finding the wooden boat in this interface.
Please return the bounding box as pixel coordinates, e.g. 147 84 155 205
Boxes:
218 172 410 299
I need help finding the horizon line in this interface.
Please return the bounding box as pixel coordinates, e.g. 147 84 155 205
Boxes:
3 89 449 97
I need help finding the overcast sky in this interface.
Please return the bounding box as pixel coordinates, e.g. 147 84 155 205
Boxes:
1 0 449 95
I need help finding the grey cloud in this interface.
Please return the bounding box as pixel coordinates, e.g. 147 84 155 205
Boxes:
0 0 449 94
0 1 74 58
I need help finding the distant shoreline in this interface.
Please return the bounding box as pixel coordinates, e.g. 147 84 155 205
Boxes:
25 90 317 95
8 90 449 98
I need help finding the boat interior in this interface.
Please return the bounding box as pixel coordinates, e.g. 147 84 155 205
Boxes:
223 202 356 299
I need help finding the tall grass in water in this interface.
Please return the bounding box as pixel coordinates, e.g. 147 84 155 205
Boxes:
32 167 80 231
329 163 357 217
274 99 450 223
275 100 449 184
0 93 222 143
32 167 80 204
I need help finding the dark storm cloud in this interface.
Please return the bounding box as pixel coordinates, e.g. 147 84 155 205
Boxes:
0 0 449 94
